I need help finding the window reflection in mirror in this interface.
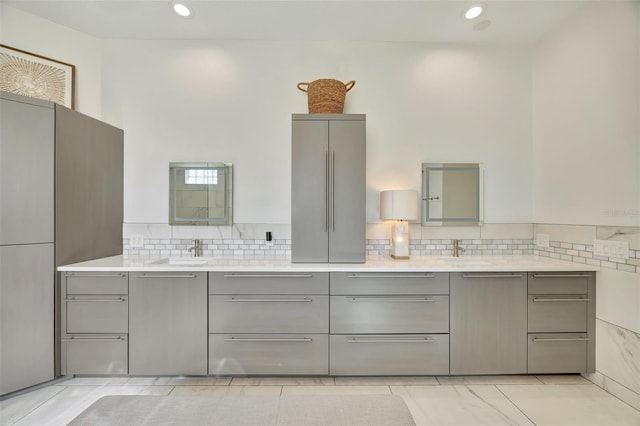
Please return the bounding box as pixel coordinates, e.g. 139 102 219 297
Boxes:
422 163 483 226
169 162 233 226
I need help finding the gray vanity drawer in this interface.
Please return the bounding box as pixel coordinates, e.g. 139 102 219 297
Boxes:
209 295 328 333
209 334 328 375
329 334 449 375
528 272 591 295
330 295 449 333
528 333 588 373
66 295 128 333
528 295 588 332
65 272 128 295
64 335 128 375
209 272 328 295
330 272 448 295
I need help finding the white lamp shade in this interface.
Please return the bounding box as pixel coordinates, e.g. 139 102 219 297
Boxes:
380 190 418 221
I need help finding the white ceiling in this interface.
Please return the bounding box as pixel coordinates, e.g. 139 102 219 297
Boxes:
4 0 586 44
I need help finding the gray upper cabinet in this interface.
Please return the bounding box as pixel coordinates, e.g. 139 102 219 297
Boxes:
291 114 365 263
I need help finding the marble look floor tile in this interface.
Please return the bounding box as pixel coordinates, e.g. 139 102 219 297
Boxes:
230 377 335 386
11 385 173 426
391 385 534 425
59 377 130 386
124 377 159 385
535 374 590 385
153 377 232 386
0 385 66 425
170 385 282 396
498 384 640 425
436 375 543 385
281 385 391 396
335 376 439 386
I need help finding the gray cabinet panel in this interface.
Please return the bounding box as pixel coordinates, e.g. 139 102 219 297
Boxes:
528 333 588 374
209 295 328 333
55 105 124 267
209 272 328 295
329 334 449 376
0 96 54 245
65 272 128 294
129 272 207 375
450 272 527 375
65 335 128 375
0 244 54 395
292 119 329 262
328 120 365 263
330 272 449 295
330 295 449 334
209 334 328 375
66 296 128 334
528 272 590 294
528 295 587 333
291 115 365 263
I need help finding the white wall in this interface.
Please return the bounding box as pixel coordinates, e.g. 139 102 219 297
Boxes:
532 1 640 227
100 40 532 225
0 5 103 119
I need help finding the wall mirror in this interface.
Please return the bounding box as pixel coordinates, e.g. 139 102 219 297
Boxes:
169 162 233 226
422 163 483 226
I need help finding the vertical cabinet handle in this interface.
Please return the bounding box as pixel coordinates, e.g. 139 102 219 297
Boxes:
324 151 328 232
331 150 335 232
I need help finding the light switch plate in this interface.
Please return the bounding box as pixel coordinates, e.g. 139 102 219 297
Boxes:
130 234 145 248
535 233 549 248
593 239 629 259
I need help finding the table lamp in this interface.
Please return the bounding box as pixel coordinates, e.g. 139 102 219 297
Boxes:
380 190 418 259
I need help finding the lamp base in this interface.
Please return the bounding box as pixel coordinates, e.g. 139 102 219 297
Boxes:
390 254 410 260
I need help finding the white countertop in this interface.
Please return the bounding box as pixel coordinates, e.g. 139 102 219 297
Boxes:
58 255 599 273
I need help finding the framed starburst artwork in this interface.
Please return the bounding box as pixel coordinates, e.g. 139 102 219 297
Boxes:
0 44 75 109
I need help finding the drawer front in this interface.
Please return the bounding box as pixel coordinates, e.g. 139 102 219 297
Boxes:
329 334 449 375
209 295 328 333
65 335 128 375
330 295 449 333
66 296 128 333
209 272 328 295
528 295 588 332
330 272 448 295
209 334 328 375
65 272 128 295
528 333 588 373
528 272 591 295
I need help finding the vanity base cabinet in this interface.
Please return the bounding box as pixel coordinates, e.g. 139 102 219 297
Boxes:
208 272 329 375
330 334 449 376
450 272 527 375
61 272 129 375
527 272 595 374
129 272 207 376
209 334 328 375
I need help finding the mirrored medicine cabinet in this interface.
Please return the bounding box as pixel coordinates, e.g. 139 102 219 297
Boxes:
169 162 233 226
422 162 483 226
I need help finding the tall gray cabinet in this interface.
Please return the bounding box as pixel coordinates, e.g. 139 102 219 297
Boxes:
0 92 123 396
291 114 365 263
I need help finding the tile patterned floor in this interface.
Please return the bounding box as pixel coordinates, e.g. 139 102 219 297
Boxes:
1 375 639 425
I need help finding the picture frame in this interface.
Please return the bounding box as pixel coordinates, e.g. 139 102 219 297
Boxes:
0 44 75 109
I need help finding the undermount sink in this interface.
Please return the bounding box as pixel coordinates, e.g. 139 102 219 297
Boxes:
444 259 492 266
146 257 210 266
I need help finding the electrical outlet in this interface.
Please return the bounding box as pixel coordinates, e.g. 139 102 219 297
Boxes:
536 233 549 248
130 234 144 248
593 239 629 259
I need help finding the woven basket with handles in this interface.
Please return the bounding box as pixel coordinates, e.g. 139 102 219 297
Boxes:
297 79 356 113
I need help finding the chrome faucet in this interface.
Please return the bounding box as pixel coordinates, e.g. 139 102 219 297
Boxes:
188 239 202 257
453 239 465 257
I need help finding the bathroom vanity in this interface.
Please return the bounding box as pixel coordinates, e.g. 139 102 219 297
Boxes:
59 256 596 377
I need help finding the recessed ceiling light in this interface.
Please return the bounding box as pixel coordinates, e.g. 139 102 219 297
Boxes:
464 4 486 20
172 2 191 17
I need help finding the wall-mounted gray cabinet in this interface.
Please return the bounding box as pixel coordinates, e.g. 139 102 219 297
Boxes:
0 92 123 395
291 114 365 263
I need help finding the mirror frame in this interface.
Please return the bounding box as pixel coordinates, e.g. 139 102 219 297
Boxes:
169 162 233 226
421 162 483 226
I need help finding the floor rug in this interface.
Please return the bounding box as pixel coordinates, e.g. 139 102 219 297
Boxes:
69 394 416 425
